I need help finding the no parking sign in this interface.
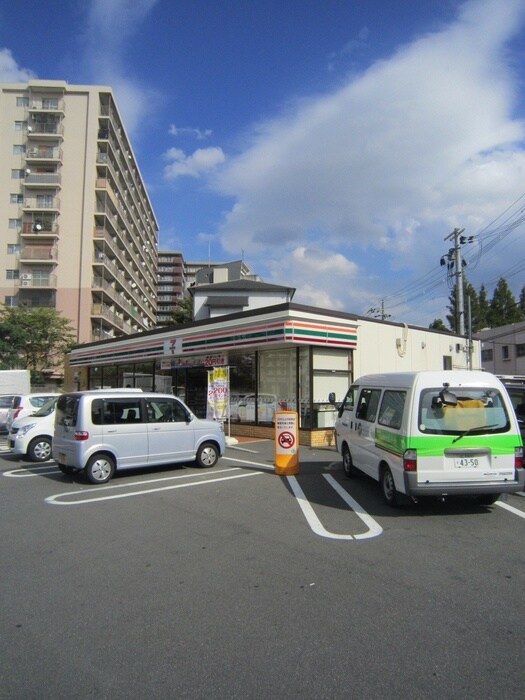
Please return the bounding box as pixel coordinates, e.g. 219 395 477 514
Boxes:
274 411 299 475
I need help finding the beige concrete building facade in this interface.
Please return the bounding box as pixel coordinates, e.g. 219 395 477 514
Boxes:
1 80 159 344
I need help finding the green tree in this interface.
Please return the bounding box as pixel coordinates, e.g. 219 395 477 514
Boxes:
519 285 525 316
429 318 449 331
170 295 193 325
0 306 75 376
477 284 490 330
488 277 524 327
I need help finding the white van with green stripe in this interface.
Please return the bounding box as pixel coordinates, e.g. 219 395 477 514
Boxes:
331 371 524 506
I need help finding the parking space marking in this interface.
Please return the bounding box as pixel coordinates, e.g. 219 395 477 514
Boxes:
496 500 525 519
287 474 383 540
222 456 275 471
46 469 262 505
3 463 59 477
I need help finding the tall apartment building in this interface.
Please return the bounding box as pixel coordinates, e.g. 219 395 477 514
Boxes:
157 251 186 325
1 80 159 344
156 256 259 326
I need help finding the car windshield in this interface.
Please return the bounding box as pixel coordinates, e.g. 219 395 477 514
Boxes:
418 386 510 436
33 397 58 417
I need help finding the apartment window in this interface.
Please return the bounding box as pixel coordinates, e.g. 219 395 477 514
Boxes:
14 121 27 131
11 169 25 179
502 345 510 361
13 145 26 155
8 219 21 229
16 97 29 107
6 270 19 280
36 194 54 208
4 296 18 307
10 194 23 204
42 98 59 110
7 244 20 255
31 270 50 285
517 343 525 358
481 348 493 362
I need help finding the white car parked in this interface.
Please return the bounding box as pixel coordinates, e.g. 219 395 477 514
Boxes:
6 392 60 433
8 397 58 462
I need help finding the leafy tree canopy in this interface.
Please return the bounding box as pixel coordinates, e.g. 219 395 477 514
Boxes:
0 305 76 374
170 295 193 325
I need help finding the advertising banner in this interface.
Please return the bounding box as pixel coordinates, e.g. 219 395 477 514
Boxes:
207 367 229 421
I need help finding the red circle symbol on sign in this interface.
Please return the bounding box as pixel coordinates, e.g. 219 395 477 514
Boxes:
278 431 295 449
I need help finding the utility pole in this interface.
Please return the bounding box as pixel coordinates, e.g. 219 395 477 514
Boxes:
442 227 465 335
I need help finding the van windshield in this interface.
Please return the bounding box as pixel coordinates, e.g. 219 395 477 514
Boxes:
418 387 511 436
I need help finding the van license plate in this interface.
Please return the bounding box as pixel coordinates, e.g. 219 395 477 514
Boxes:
455 457 481 468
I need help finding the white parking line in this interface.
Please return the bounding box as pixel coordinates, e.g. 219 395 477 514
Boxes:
496 499 525 519
3 463 59 477
46 469 262 505
287 474 383 540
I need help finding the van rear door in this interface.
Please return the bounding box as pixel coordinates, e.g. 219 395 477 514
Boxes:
415 386 517 484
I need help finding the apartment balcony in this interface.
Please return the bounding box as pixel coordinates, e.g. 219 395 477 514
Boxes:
25 146 63 163
27 122 64 139
23 196 61 212
92 303 132 334
19 245 58 263
27 99 65 114
21 221 59 238
17 273 57 289
24 172 61 188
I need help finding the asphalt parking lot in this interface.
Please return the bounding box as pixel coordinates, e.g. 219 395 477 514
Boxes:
1 437 525 699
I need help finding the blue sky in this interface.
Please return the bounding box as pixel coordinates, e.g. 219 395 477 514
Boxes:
2 0 525 327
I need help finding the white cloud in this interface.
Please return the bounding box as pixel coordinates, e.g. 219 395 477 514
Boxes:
212 0 525 319
169 124 213 140
81 0 161 135
163 146 226 179
0 48 36 82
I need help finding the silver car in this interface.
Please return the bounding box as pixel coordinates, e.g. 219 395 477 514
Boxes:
53 390 226 484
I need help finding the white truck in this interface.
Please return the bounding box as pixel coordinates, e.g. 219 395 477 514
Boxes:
0 370 31 395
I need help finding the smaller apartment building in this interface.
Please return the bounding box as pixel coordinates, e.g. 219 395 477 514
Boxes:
476 321 525 377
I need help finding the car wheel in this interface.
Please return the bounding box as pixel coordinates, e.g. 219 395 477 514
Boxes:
342 444 359 477
381 465 399 507
85 453 115 484
196 442 219 468
27 437 52 462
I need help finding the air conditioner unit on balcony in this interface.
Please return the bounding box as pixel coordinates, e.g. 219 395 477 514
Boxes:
21 280 31 287
21 273 33 280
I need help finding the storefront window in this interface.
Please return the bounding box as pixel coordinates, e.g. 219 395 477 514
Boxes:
229 352 256 424
133 362 156 390
258 349 296 423
119 364 135 388
298 347 311 428
89 364 118 388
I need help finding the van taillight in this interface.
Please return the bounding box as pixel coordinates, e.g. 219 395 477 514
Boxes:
516 447 523 470
74 431 89 441
14 407 22 420
403 449 417 471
